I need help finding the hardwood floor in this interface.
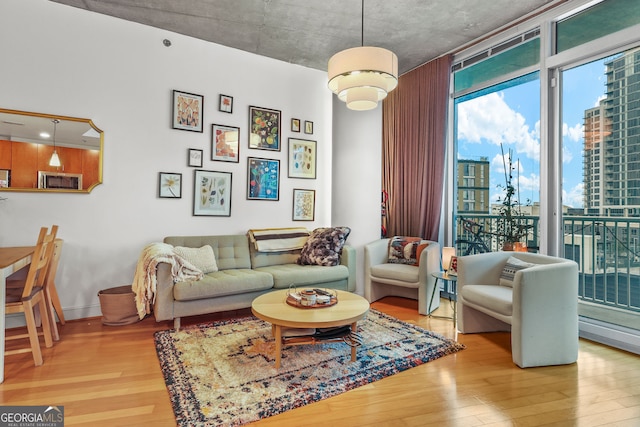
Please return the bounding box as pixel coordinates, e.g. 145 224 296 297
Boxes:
2 297 639 426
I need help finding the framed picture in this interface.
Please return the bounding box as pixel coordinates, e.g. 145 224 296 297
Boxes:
193 170 232 216
447 256 458 276
0 169 10 188
288 138 316 179
158 172 182 198
247 157 280 201
292 189 315 221
249 106 281 151
211 124 240 163
219 94 233 113
188 149 203 167
304 120 314 134
172 90 204 132
291 118 300 132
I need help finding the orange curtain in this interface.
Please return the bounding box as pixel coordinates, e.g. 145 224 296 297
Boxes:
382 55 452 241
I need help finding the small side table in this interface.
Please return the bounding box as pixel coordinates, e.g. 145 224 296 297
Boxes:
428 271 458 327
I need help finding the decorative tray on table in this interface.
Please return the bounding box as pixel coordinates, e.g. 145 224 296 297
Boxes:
286 287 338 309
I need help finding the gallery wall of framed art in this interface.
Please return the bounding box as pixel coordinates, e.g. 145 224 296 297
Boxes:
162 87 322 222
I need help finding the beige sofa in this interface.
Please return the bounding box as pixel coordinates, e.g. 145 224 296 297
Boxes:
457 251 579 368
153 234 356 329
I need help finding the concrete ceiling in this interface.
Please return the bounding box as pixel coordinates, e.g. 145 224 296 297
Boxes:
49 0 561 75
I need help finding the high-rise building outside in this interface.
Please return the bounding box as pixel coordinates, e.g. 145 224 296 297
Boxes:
583 102 609 215
584 48 640 217
457 158 490 214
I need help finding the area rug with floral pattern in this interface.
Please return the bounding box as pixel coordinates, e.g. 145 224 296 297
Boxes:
154 308 465 426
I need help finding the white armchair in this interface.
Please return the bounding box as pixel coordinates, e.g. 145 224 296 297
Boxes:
457 251 579 368
364 238 441 315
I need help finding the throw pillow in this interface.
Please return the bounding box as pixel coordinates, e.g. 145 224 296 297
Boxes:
297 226 351 266
499 256 535 287
173 245 218 273
388 236 429 266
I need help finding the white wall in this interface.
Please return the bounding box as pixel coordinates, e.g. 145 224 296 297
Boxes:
331 99 382 295
0 0 379 323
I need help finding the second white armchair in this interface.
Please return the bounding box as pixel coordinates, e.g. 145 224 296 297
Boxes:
457 251 579 368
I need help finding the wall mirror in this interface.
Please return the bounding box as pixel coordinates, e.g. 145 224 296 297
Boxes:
0 108 103 193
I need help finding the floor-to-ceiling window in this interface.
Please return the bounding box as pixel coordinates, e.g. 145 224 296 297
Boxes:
448 0 640 352
454 76 541 253
561 48 640 334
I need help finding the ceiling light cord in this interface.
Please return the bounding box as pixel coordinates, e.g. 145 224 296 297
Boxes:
327 0 398 111
49 119 61 167
361 0 364 47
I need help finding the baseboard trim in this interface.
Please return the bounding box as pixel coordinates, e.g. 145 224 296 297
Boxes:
579 317 640 355
5 304 102 329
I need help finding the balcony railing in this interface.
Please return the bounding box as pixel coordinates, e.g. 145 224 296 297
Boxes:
455 214 640 317
455 215 539 255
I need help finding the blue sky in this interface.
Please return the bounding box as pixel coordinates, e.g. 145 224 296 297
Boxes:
456 58 608 209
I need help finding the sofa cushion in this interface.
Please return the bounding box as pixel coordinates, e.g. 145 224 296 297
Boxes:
499 256 536 287
387 236 429 266
164 235 251 270
255 264 349 289
461 285 513 316
173 269 273 301
173 245 218 273
370 263 419 283
297 226 351 266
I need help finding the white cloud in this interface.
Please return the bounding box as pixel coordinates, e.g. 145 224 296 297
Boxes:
458 92 539 161
490 152 538 203
563 122 583 143
563 145 573 163
563 183 584 208
594 94 607 107
518 173 539 196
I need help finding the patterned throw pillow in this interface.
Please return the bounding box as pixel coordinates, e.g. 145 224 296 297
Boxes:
388 236 430 266
499 256 535 287
173 245 218 273
297 227 351 266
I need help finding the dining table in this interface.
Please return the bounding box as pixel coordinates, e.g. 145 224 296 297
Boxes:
0 246 35 383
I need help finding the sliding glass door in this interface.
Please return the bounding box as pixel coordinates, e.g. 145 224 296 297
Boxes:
561 48 640 332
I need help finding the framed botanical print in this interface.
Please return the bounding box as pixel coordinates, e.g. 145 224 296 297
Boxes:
219 94 233 113
193 170 232 216
291 118 300 132
288 138 316 179
292 189 315 221
249 106 281 151
304 120 313 134
211 124 240 163
172 90 204 132
247 157 280 201
158 172 182 198
188 149 203 167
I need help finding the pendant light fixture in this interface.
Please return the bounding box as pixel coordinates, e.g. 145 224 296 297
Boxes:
49 119 61 167
327 0 398 111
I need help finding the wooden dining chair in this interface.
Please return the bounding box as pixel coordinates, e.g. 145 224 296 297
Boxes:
42 238 64 341
7 232 65 340
5 226 56 366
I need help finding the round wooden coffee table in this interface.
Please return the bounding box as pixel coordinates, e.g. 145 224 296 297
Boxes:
251 289 370 368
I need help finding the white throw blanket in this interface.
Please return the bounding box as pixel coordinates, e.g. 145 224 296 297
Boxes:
248 227 309 252
131 242 203 320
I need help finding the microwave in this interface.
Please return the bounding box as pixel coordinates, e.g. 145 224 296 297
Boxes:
38 171 83 190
